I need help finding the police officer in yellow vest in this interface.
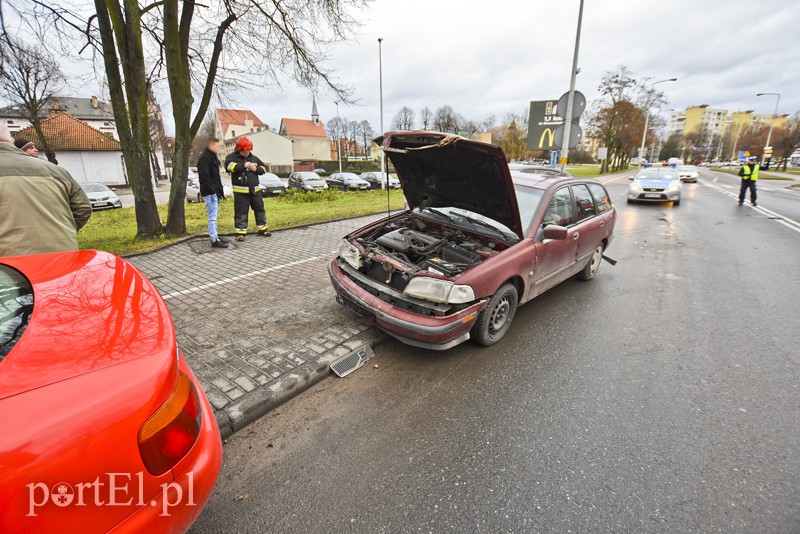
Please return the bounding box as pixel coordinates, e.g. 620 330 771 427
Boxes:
737 156 759 207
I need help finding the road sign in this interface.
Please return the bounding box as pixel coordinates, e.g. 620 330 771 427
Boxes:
553 122 583 150
527 99 564 150
764 146 773 155
557 90 586 120
597 147 608 160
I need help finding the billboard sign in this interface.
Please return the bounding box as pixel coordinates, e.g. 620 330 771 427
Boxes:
527 99 564 150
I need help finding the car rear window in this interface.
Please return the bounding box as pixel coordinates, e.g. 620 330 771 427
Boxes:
0 265 34 360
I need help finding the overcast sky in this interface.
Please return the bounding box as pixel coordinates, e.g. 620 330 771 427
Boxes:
236 0 800 134
8 0 800 134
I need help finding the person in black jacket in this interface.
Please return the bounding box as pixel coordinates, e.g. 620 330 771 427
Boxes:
224 136 271 241
197 138 229 248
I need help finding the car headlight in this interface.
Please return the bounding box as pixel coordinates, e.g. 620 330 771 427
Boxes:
403 277 475 304
629 182 642 192
665 182 681 193
338 239 362 269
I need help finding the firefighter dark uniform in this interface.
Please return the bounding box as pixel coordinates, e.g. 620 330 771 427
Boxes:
224 137 271 240
738 158 759 206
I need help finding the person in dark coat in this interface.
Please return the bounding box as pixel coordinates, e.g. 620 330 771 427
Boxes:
196 138 229 248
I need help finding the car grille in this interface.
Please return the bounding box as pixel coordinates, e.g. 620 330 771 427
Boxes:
644 188 664 192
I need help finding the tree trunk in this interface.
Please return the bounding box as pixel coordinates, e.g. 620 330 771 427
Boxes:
95 0 163 238
29 116 58 164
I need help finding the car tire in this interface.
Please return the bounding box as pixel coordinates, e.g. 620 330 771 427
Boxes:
197 193 202 203
626 198 633 204
577 244 604 281
674 199 681 206
472 283 518 347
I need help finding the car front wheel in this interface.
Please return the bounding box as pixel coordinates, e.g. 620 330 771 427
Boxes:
577 244 604 281
472 283 518 346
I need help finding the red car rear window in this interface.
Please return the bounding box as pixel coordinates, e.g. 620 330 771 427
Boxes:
0 265 34 360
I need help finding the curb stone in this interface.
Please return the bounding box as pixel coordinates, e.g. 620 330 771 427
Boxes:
215 329 387 439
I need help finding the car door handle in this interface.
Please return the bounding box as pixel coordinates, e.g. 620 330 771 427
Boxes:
599 220 605 227
572 232 580 240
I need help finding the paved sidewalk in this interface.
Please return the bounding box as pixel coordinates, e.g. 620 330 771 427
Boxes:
128 214 386 438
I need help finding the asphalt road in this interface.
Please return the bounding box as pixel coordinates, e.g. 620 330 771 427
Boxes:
191 169 800 533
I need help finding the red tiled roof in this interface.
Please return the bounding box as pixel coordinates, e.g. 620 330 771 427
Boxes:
13 112 121 151
217 109 266 136
280 118 327 139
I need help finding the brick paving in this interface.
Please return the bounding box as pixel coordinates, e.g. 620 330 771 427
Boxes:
127 214 386 436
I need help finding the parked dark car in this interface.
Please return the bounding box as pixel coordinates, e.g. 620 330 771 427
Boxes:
288 171 328 191
258 173 287 196
360 171 401 190
329 132 616 350
327 172 371 191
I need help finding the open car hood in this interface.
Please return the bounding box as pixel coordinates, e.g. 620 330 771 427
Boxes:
376 131 523 239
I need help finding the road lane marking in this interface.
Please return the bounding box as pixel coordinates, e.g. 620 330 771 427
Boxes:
701 181 800 234
162 251 336 300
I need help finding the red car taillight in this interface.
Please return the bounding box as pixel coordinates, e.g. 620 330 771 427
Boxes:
138 371 202 476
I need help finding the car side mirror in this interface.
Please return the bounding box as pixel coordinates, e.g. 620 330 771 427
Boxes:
110 187 117 192
543 225 568 240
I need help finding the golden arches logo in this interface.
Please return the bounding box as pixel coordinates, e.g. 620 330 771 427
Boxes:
538 128 555 148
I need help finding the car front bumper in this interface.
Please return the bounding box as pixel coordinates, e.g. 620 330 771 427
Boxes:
628 190 681 202
90 200 122 209
328 259 486 350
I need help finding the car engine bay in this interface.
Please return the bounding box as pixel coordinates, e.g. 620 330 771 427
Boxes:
354 216 502 290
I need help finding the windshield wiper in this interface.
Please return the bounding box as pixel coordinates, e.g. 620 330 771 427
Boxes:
421 207 458 224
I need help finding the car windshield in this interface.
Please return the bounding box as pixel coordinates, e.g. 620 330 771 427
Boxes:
342 174 360 181
413 206 519 242
514 185 546 236
298 173 322 182
0 265 34 360
637 171 677 180
260 174 281 183
81 183 111 193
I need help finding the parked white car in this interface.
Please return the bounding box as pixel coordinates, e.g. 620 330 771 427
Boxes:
186 175 232 202
80 182 122 210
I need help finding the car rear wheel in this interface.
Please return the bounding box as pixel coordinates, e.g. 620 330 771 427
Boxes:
577 244 604 281
472 283 518 346
197 193 202 203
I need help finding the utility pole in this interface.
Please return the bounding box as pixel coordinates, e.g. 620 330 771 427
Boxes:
639 78 677 162
756 92 780 165
731 120 745 161
559 0 584 165
378 38 385 176
335 101 343 173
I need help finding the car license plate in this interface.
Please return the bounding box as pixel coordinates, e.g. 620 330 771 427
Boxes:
645 193 661 198
336 294 375 323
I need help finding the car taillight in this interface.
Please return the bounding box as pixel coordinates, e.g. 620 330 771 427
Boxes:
138 371 202 476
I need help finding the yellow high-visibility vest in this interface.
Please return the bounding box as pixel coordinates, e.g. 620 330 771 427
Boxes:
743 164 759 181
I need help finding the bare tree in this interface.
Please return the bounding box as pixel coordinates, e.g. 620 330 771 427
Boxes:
347 120 359 156
419 106 432 130
9 0 368 237
358 119 374 156
0 38 65 164
391 106 415 130
433 105 458 133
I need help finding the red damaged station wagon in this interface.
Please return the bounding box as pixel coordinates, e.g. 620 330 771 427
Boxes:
329 132 616 350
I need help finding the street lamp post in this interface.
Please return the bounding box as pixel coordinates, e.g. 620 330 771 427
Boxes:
378 38 385 176
559 0 584 165
335 101 343 173
756 92 780 164
639 78 677 163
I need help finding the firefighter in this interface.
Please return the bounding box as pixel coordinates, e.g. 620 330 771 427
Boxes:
225 136 271 241
737 156 759 207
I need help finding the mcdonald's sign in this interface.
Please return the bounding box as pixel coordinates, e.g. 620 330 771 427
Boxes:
527 99 564 150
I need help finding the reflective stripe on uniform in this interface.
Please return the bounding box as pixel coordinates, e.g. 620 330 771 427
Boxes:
257 224 269 231
235 228 247 235
227 162 238 172
260 166 267 174
232 186 250 193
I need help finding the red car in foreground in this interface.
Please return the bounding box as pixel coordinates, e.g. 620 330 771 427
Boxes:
329 131 616 350
0 251 221 532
